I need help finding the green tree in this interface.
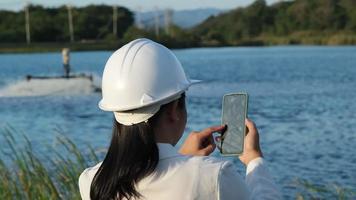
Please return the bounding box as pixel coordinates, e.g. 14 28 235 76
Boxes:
0 4 134 43
241 0 269 37
0 10 25 42
74 5 133 41
340 0 356 30
269 1 294 35
29 5 66 42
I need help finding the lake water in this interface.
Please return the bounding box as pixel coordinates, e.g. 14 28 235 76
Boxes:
0 46 355 199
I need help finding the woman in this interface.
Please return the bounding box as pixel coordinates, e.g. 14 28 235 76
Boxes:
79 38 280 200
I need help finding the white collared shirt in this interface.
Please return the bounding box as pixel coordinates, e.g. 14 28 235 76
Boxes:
79 143 281 200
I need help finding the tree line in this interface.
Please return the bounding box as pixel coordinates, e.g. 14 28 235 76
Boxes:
193 0 356 45
0 0 356 47
0 5 133 43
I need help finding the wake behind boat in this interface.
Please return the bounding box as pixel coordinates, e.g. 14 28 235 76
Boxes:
0 73 101 97
0 48 101 97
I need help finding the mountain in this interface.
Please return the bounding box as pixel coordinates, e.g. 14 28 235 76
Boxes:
135 8 225 29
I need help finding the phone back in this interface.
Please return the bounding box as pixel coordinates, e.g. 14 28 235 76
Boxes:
221 93 248 155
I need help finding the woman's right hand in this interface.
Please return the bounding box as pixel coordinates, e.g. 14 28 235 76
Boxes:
238 118 263 166
179 125 225 156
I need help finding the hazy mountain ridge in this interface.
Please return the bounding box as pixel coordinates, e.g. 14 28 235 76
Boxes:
135 8 226 29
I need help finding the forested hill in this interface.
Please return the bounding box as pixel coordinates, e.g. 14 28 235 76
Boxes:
0 5 133 43
193 0 356 45
1 0 356 52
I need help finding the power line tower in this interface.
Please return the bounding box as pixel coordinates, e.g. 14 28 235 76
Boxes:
113 5 118 36
67 5 74 42
25 3 31 44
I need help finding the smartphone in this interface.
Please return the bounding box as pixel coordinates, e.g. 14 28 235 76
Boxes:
220 93 248 155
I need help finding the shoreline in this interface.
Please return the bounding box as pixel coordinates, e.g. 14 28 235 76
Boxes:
1 36 356 54
1 43 356 54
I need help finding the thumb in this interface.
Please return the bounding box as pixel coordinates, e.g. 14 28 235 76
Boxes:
245 118 255 130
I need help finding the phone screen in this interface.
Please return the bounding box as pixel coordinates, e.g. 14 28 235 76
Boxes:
221 93 248 155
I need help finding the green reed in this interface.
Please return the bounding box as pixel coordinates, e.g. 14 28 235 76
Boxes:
0 126 99 200
0 126 354 200
292 178 356 200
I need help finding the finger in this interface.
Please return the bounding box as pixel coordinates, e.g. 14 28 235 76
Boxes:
245 118 256 130
199 143 215 155
202 137 210 147
208 133 214 144
202 135 215 148
199 125 226 138
209 136 216 146
210 139 216 152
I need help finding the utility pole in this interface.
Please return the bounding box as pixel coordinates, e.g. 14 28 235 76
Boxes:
136 6 144 29
164 9 173 36
154 7 160 38
113 5 118 36
67 5 74 42
25 3 31 44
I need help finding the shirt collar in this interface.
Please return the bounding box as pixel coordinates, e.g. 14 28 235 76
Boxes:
157 143 181 160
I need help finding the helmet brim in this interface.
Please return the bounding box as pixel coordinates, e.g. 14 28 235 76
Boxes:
189 79 203 85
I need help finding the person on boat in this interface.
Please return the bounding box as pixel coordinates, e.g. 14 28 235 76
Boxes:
62 48 70 78
78 38 281 200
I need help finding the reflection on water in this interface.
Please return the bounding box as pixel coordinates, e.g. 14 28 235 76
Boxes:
1 46 356 198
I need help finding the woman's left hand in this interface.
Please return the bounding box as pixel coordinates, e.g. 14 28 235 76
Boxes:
179 125 225 156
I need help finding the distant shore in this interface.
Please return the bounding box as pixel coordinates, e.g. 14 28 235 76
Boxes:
1 34 356 54
2 1 356 54
0 41 123 54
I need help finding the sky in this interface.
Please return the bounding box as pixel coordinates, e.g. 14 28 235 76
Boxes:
0 0 282 11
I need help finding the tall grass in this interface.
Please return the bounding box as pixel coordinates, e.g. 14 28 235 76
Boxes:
292 178 356 200
0 126 99 200
0 126 355 199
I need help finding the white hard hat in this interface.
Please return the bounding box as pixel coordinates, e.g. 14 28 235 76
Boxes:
99 38 200 125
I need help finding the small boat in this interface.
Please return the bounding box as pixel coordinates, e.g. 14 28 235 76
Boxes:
25 73 94 81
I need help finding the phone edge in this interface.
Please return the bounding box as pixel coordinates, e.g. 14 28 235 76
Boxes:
220 92 248 156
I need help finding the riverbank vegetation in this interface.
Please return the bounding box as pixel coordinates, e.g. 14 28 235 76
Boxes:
0 0 356 53
0 126 99 199
0 127 355 199
193 0 356 46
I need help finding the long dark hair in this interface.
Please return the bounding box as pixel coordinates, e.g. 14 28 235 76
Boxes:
90 94 185 200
